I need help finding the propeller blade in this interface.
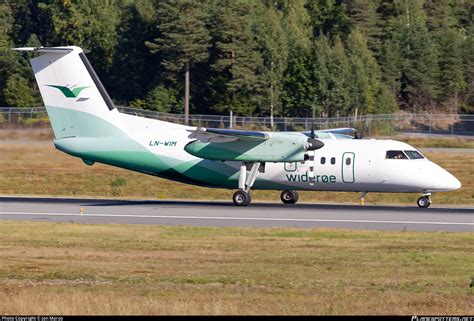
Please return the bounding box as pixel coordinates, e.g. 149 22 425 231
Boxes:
306 121 322 186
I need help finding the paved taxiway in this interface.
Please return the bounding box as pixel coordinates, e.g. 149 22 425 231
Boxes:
0 197 472 232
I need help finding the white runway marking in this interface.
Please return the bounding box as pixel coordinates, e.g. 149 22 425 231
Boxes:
1 211 473 226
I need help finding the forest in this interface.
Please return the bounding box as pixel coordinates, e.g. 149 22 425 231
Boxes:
0 0 472 118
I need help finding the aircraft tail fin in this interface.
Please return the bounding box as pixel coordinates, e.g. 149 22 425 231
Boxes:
12 46 126 139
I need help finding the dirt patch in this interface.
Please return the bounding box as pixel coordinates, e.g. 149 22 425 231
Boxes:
0 128 54 141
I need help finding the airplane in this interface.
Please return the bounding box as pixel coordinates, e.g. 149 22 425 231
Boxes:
13 46 461 208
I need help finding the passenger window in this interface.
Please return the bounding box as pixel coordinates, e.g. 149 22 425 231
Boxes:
386 150 408 159
331 157 336 165
404 150 425 159
321 157 326 165
346 158 351 165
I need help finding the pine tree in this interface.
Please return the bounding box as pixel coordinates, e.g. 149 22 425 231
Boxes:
425 0 467 112
110 2 158 103
346 0 381 54
313 36 351 117
280 0 315 117
305 0 351 40
0 2 16 106
282 46 316 117
394 0 441 111
437 28 466 113
206 0 264 116
146 0 210 123
379 37 402 98
253 2 289 118
346 30 397 114
461 24 474 113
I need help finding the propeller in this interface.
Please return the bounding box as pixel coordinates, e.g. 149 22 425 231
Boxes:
306 121 324 186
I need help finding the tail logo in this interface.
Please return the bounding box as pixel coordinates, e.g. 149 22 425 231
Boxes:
46 85 91 98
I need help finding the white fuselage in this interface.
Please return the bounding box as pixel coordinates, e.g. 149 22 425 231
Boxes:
122 113 461 193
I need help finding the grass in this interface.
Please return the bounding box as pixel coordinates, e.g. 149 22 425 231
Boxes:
386 135 474 149
0 221 472 315
0 141 472 205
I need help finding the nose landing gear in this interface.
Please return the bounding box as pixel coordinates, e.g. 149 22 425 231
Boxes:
417 194 432 208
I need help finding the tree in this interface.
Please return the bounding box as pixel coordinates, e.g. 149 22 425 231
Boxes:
346 0 381 54
206 0 264 116
253 2 289 119
346 30 397 114
437 28 466 113
0 2 14 106
3 74 39 107
306 0 350 41
280 0 315 117
282 46 316 117
313 36 352 117
393 0 441 111
110 2 158 104
37 0 120 82
461 24 473 113
145 85 181 113
424 0 467 112
146 0 210 124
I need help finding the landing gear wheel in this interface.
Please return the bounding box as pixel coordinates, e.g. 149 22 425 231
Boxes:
233 190 251 206
417 196 431 208
281 190 299 204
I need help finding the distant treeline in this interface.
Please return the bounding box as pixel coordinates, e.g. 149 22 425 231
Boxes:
0 0 472 117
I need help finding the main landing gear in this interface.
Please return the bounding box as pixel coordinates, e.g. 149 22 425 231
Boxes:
280 190 299 204
232 162 262 206
232 161 301 206
417 193 432 208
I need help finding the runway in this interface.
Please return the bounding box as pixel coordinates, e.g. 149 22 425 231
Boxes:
0 196 472 232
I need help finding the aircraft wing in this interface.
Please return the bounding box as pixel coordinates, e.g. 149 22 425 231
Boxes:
302 127 356 139
188 127 269 143
317 127 356 135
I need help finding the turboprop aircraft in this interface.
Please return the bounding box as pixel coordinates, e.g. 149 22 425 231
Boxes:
14 46 461 207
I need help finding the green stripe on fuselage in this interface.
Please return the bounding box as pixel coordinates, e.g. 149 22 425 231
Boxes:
46 106 295 190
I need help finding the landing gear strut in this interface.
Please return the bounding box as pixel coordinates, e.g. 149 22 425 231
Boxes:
417 194 432 208
280 190 299 204
233 162 263 206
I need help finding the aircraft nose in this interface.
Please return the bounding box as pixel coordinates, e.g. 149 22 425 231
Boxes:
423 163 462 192
442 171 461 191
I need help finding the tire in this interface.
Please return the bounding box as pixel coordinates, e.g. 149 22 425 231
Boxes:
233 190 250 206
417 196 431 208
292 191 299 203
281 190 298 204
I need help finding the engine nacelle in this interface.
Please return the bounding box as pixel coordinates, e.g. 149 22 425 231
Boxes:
184 133 324 162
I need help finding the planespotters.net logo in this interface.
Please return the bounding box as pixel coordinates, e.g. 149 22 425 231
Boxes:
412 317 473 321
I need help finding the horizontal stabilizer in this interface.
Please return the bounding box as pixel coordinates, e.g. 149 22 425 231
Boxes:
12 47 75 53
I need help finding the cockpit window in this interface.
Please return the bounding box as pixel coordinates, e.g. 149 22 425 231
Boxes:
386 150 408 159
404 150 425 159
